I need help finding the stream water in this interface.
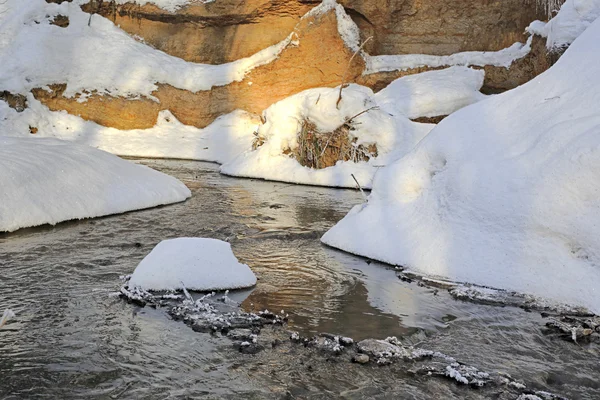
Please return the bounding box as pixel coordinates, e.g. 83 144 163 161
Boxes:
1 160 598 399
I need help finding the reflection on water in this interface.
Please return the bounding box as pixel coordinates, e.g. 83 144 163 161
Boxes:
1 160 598 398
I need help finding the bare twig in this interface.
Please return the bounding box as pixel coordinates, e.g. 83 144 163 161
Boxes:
336 36 372 109
346 106 379 124
351 174 368 201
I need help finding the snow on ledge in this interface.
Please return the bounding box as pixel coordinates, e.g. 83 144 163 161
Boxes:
0 136 191 233
364 37 533 75
0 0 295 98
128 238 257 291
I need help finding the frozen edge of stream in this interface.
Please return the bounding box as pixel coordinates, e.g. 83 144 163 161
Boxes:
117 279 588 400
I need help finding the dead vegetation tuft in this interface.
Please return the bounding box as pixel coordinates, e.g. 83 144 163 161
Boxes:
0 91 27 112
253 108 379 170
50 15 70 28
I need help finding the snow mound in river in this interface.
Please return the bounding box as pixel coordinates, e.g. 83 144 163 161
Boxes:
322 18 600 313
128 238 257 291
0 136 191 232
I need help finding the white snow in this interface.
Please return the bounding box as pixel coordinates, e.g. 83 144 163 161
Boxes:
0 136 191 232
221 85 434 189
128 238 257 291
0 0 293 98
374 67 486 119
0 310 15 328
0 96 258 164
322 18 600 313
365 37 533 74
528 0 600 49
304 0 361 52
221 67 487 188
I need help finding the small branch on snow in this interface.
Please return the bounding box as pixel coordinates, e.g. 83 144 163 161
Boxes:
346 106 379 124
336 36 372 109
351 174 368 201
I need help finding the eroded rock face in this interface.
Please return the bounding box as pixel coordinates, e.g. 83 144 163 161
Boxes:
339 0 551 55
87 0 551 64
33 1 559 130
359 36 559 95
83 0 319 64
35 9 364 129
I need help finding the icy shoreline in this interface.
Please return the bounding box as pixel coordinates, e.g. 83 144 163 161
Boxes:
117 279 577 399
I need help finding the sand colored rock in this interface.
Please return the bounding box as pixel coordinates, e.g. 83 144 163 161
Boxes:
33 2 558 130
83 0 319 64
34 9 364 129
358 36 557 95
339 0 551 56
87 0 550 62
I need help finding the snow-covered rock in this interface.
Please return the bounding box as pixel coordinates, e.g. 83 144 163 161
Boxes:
128 238 257 291
0 136 190 232
322 18 600 313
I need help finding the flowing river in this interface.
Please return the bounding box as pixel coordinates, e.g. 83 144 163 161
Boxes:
1 160 598 399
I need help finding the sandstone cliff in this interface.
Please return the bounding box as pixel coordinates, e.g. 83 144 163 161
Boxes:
28 0 559 129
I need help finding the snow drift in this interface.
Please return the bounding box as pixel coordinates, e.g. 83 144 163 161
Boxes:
0 97 258 164
322 18 600 313
128 238 257 291
0 136 191 232
544 0 600 49
374 66 486 119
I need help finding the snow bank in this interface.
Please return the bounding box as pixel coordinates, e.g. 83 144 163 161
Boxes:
0 96 258 164
221 67 486 188
221 85 434 189
0 0 293 98
0 136 191 232
128 238 257 291
374 67 486 119
528 0 600 49
322 18 600 313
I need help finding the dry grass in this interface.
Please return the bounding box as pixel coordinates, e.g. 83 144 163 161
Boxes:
293 119 377 169
253 114 378 170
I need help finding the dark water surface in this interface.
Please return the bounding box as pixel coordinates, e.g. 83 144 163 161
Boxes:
1 160 598 399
